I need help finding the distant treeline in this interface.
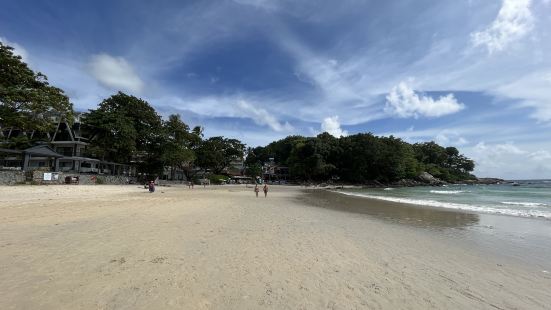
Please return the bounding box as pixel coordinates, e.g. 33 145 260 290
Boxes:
246 133 475 183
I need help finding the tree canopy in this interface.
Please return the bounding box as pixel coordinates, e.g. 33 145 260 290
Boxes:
0 42 73 137
82 92 163 165
195 137 245 174
245 133 475 183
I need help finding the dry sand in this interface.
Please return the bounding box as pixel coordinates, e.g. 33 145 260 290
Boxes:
0 184 550 309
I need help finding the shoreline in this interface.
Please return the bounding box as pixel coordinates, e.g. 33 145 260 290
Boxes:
1 185 550 309
326 188 551 221
301 189 551 271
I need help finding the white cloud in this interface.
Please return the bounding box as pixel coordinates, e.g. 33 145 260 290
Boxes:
321 116 348 137
435 131 468 146
0 37 29 62
88 54 144 93
466 141 551 178
237 100 293 132
493 70 551 122
233 0 280 11
385 81 465 118
471 0 534 54
528 150 551 160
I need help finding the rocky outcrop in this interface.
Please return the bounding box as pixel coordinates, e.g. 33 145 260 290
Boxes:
391 179 422 187
471 177 506 185
416 172 446 186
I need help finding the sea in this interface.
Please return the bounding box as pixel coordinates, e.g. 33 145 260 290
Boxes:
337 179 551 220
321 180 551 270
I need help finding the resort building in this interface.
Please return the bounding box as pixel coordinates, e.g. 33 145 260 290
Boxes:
0 113 134 176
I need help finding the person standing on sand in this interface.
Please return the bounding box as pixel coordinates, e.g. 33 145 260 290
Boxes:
263 183 268 198
254 184 259 197
148 181 155 193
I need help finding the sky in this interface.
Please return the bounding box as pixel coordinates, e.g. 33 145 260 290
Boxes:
1 0 551 179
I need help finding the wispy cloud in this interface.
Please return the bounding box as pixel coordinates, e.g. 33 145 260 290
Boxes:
237 100 293 132
468 141 551 178
385 81 464 118
3 0 551 178
493 70 551 122
435 131 468 146
0 37 28 62
88 54 144 93
233 0 280 11
471 0 534 54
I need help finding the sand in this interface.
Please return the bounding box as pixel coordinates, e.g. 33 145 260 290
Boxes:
0 184 550 309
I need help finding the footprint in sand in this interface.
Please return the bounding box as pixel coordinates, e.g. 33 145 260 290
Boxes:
151 256 168 264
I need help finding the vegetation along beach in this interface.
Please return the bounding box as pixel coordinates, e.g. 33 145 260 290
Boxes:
2 0 551 309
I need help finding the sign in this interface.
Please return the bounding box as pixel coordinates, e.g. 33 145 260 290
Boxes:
43 173 52 181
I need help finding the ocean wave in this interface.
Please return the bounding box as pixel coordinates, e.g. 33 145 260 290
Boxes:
501 201 548 207
430 190 465 194
383 188 394 191
335 191 551 219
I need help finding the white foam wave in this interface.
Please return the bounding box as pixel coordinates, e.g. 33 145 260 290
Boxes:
501 201 548 207
383 188 394 191
430 190 465 194
336 191 551 219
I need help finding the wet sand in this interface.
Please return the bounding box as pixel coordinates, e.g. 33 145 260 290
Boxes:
1 185 550 309
304 190 551 271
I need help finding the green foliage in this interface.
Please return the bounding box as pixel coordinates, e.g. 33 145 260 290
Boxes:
0 42 73 140
195 136 244 174
82 92 163 166
4 135 32 149
413 142 475 182
244 162 262 177
249 132 475 183
208 174 229 185
161 114 197 179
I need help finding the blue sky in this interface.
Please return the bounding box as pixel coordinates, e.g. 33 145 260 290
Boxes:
1 0 551 179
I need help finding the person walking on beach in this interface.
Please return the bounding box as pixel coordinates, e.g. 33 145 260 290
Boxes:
254 184 259 198
263 183 269 198
148 180 155 193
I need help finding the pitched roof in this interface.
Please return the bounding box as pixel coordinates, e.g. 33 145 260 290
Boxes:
23 145 64 158
0 148 23 154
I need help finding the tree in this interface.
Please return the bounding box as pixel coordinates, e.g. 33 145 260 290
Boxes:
195 136 244 174
0 42 73 141
82 92 163 170
161 114 196 179
244 162 262 177
338 133 381 182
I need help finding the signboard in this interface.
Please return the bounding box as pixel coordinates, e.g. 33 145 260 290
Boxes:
43 173 52 181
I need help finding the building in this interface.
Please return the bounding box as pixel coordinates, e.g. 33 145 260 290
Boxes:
0 113 133 176
262 157 289 182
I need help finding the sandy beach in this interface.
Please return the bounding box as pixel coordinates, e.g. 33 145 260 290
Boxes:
1 185 550 309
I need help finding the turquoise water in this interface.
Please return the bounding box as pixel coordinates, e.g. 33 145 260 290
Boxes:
338 180 551 219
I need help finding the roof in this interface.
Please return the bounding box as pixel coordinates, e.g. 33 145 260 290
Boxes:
0 148 23 155
61 156 100 162
23 145 64 158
